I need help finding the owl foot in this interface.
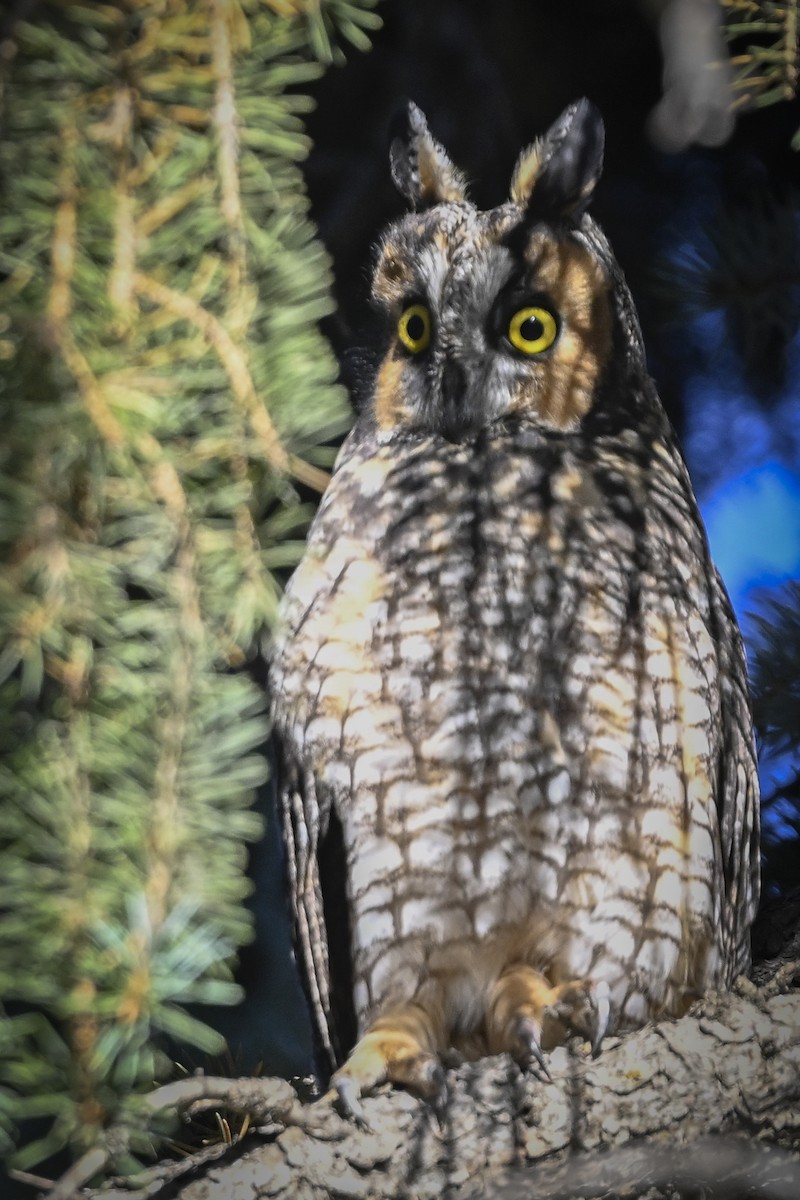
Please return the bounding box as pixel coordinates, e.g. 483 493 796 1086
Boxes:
488 965 611 1070
547 977 611 1056
329 1005 447 1121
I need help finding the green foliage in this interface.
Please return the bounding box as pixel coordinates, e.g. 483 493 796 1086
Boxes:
722 0 800 142
0 0 376 1172
302 0 383 61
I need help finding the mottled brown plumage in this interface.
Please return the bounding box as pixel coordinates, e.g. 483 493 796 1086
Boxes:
270 100 760 1109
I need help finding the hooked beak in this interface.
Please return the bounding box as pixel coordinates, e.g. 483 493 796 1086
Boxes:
439 357 468 442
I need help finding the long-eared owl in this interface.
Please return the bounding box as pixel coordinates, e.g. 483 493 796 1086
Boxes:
270 100 760 1108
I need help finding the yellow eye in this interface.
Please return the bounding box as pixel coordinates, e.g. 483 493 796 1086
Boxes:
398 304 432 354
507 306 558 355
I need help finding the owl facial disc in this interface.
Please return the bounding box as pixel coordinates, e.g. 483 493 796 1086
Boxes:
372 100 612 440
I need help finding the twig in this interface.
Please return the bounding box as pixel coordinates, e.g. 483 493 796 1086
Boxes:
46 1074 341 1200
131 272 332 494
8 1168 56 1192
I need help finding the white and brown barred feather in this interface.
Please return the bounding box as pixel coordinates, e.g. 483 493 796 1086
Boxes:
270 100 759 1092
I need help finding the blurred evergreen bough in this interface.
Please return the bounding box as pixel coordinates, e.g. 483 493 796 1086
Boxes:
0 0 378 1173
723 0 799 135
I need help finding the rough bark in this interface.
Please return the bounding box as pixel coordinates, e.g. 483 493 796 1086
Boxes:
54 971 800 1200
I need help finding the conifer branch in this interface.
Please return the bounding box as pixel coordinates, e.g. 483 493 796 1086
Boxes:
210 0 247 303
130 270 330 491
722 0 800 112
48 328 126 446
135 178 212 240
108 84 137 323
0 0 375 1172
47 108 78 325
132 271 290 473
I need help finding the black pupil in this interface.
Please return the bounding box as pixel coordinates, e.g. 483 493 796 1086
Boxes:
406 313 426 342
519 314 544 342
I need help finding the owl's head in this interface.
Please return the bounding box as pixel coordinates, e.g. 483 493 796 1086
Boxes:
369 99 641 441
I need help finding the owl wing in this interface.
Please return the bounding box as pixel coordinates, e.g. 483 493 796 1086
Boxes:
648 421 760 981
710 565 761 977
271 431 368 1079
277 735 360 1079
274 744 336 1075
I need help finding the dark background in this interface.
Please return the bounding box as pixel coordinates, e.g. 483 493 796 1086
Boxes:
243 0 800 1081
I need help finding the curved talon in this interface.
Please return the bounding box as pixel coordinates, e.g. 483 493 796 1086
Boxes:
426 1058 447 1097
515 1014 552 1080
590 980 611 1057
428 1063 448 1124
331 1077 371 1129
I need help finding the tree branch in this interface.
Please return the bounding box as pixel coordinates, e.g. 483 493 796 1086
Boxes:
63 983 800 1200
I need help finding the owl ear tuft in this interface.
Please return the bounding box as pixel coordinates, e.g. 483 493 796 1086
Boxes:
389 101 468 210
511 98 604 221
